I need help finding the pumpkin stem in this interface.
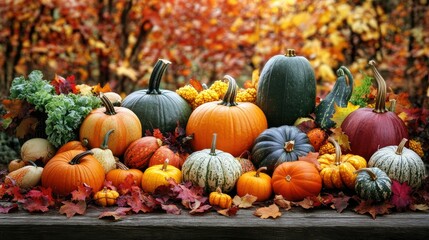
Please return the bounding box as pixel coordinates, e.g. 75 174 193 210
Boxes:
285 49 296 57
100 129 114 150
368 60 388 113
210 133 217 156
115 161 130 170
69 150 94 165
354 168 377 181
389 99 397 112
395 138 408 155
100 92 117 115
27 160 37 167
147 59 172 94
219 75 238 107
285 175 292 182
284 140 295 152
216 186 223 194
328 137 342 166
255 166 267 178
161 159 170 171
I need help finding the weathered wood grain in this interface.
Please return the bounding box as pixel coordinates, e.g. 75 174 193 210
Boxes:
0 207 428 240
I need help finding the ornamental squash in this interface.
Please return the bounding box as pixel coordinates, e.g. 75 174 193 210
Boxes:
91 129 117 174
41 150 105 196
256 49 316 127
141 159 182 193
124 136 162 170
318 138 367 189
186 75 267 157
79 93 142 157
355 167 392 202
271 161 322 202
236 167 272 202
315 66 354 130
94 187 120 207
5 161 43 189
181 133 242 193
121 59 192 134
209 187 233 209
251 125 314 174
368 138 426 189
341 60 408 160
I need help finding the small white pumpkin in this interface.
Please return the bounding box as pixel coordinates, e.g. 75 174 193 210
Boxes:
5 161 43 189
368 138 426 189
181 133 242 193
91 129 117 173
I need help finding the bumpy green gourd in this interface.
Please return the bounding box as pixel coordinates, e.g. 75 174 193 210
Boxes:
315 66 354 129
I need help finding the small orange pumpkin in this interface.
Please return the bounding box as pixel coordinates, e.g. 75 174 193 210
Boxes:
209 187 233 209
56 139 88 154
236 167 272 202
94 187 120 207
41 150 105 196
79 93 142 157
106 161 144 190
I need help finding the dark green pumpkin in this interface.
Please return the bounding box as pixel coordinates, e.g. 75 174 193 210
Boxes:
355 167 392 202
256 49 316 127
251 125 314 174
315 66 354 129
121 59 192 134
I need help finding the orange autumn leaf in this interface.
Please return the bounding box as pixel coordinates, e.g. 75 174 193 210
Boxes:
253 204 282 219
189 79 204 92
92 83 112 94
273 195 292 211
2 99 27 119
15 117 40 138
232 194 257 208
330 127 351 151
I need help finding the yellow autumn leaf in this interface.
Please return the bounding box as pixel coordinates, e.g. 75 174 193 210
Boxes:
330 102 360 127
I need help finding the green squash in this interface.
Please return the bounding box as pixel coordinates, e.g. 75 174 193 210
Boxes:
121 59 192 134
256 49 316 127
315 66 354 129
251 125 314 174
355 167 392 202
181 133 242 193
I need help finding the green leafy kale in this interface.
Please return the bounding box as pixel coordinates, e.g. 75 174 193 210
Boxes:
7 70 101 147
349 73 373 108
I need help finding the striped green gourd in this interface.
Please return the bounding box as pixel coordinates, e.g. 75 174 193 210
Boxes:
315 66 354 129
181 133 242 193
355 167 392 202
368 138 426 189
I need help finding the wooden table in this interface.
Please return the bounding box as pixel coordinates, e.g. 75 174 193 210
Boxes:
1 207 428 240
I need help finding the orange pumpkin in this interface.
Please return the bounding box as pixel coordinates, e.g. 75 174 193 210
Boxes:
105 161 143 191
41 150 105 196
148 146 183 169
186 75 268 157
236 167 272 202
209 187 233 209
79 93 142 157
271 161 322 201
56 139 88 154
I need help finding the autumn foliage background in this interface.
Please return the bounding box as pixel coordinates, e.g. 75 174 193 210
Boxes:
0 1 428 117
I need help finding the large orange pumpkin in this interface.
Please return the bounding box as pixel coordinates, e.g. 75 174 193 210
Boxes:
271 161 322 201
186 75 268 157
41 150 105 196
79 93 142 157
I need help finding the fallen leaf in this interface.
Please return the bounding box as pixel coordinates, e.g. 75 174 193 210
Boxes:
410 204 429 211
233 194 257 208
59 200 87 218
390 180 412 211
98 207 132 221
273 195 292 211
254 204 282 219
353 199 394 219
162 204 181 215
0 202 19 213
217 205 239 217
331 192 351 213
71 184 93 201
293 197 315 209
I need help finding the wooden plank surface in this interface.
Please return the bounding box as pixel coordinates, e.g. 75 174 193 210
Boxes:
1 207 428 240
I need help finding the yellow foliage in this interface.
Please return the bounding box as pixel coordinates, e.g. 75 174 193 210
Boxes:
330 102 360 128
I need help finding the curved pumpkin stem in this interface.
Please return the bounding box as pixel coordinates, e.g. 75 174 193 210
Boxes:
395 138 408 155
147 59 172 95
328 137 342 166
254 167 267 178
100 129 114 150
100 92 117 115
210 133 218 156
354 168 377 181
115 161 130 170
161 159 170 171
219 75 238 107
368 60 388 113
69 150 94 165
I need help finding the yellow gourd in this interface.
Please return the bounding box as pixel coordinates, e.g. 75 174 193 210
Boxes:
94 187 120 207
141 159 182 193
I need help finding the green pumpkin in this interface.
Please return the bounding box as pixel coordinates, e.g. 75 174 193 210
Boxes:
315 66 354 130
181 134 242 193
368 138 426 189
355 167 392 202
251 125 314 174
256 49 316 127
122 59 192 134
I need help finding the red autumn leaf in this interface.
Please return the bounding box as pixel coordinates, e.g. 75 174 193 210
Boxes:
331 192 351 213
353 199 394 219
161 203 181 215
189 79 204 92
188 199 212 214
390 180 412 211
59 200 87 218
0 202 19 213
1 99 31 119
71 184 93 201
117 174 138 195
217 205 239 217
319 193 334 206
298 152 320 170
22 197 50 213
98 207 132 221
51 74 77 95
152 128 164 140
